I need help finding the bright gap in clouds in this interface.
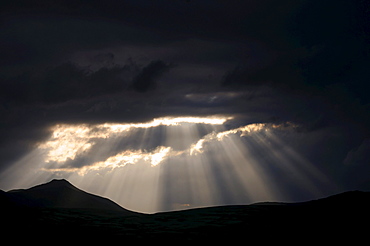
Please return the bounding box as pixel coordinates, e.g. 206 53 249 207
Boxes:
38 116 233 173
1 116 335 213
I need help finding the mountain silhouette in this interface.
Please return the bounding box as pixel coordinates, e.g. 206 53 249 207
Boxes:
1 180 369 242
5 179 127 212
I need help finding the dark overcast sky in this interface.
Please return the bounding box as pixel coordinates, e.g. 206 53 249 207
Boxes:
0 0 369 212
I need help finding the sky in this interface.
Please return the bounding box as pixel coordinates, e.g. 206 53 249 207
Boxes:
0 0 369 213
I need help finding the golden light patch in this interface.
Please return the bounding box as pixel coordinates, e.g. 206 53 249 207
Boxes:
38 116 232 165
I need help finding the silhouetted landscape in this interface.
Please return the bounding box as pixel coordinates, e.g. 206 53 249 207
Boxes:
1 179 369 242
1 1 369 244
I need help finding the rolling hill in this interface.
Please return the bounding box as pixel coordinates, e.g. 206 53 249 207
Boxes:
5 179 126 212
1 179 369 242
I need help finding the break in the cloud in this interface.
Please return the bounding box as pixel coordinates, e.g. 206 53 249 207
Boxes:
37 116 232 171
3 115 336 213
10 116 290 173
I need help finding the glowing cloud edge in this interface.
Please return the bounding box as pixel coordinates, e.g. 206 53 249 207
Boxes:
39 119 299 175
38 116 233 163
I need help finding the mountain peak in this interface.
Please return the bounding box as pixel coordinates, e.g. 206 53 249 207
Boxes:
48 179 72 185
7 179 128 212
51 178 68 182
29 178 76 191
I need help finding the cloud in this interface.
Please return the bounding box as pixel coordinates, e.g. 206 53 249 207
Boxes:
221 55 302 89
130 60 173 92
343 139 370 166
342 139 370 190
36 116 230 170
1 59 175 105
37 119 301 177
0 0 369 203
0 63 130 105
220 0 370 106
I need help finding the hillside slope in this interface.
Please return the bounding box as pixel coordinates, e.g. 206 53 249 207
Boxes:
5 179 128 212
1 180 369 242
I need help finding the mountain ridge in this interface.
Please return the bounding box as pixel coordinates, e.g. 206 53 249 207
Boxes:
1 180 369 242
3 179 370 213
4 179 130 213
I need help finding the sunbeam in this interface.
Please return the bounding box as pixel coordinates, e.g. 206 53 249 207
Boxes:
38 116 232 168
0 116 337 213
1 0 367 226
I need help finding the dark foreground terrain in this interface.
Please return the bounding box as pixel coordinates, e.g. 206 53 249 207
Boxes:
1 179 369 243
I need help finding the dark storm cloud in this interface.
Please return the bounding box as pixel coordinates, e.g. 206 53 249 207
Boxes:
1 63 128 104
220 0 369 91
1 59 173 105
130 60 174 92
0 0 369 195
219 0 370 135
342 139 370 190
221 52 303 90
0 0 302 72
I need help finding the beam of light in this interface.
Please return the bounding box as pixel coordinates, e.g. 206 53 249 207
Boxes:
240 127 336 199
261 130 335 196
155 122 334 211
0 149 56 190
215 123 267 140
39 122 281 175
155 123 282 211
42 145 180 175
158 122 222 211
92 146 172 169
0 117 337 213
38 124 95 163
206 131 279 203
186 123 271 156
189 139 205 155
104 116 231 132
38 116 232 165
